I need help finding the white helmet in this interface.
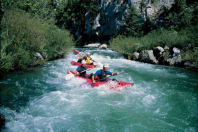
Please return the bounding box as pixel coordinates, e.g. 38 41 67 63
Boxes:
82 60 86 65
103 64 109 68
87 53 91 56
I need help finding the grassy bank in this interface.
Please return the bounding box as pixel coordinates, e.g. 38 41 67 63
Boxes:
0 9 74 77
110 27 198 63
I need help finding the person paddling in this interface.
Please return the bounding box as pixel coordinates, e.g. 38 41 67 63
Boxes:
77 54 86 63
74 61 87 77
85 53 95 65
91 64 119 84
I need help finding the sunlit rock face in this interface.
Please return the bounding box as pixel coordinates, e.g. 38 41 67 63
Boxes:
84 0 175 40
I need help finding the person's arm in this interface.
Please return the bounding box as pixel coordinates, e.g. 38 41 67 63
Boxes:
75 67 81 75
92 75 95 84
112 72 119 76
90 57 96 62
92 70 100 83
106 71 119 76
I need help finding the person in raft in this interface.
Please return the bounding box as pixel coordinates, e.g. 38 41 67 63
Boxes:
91 64 119 84
74 60 87 77
77 53 86 63
85 53 96 65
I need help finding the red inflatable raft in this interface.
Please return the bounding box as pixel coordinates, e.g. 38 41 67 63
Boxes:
71 61 97 68
66 71 132 90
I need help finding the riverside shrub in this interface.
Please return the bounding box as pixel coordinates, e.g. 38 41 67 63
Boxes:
0 9 74 76
110 28 190 54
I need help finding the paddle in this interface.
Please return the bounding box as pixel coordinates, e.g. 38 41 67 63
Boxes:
73 49 80 55
65 68 92 80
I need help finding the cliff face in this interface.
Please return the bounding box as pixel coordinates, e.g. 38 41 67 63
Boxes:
83 0 175 41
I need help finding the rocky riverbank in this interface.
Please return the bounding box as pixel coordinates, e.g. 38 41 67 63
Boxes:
124 45 198 71
84 43 198 71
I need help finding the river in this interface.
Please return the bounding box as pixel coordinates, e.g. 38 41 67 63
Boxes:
0 49 198 132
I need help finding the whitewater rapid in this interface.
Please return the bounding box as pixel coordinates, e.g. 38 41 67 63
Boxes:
0 48 198 132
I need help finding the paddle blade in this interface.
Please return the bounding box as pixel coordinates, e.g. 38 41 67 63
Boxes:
74 50 79 55
65 73 74 80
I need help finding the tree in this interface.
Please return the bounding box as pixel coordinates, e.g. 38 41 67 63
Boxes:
123 5 144 37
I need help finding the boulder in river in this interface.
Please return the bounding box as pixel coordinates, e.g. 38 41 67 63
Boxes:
139 50 158 64
99 44 108 49
132 52 139 60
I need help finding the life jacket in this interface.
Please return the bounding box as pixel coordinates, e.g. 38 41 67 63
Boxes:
98 70 107 81
85 57 91 64
79 66 86 77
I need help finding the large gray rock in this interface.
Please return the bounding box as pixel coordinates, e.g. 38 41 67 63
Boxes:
159 50 170 64
132 52 139 60
72 0 175 41
99 44 108 49
172 47 180 57
34 52 44 60
164 45 169 51
139 50 158 64
153 46 164 59
166 55 182 66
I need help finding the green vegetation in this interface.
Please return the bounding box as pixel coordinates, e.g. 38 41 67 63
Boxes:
0 1 74 77
56 0 99 46
110 28 193 54
123 5 143 37
183 48 198 63
110 0 198 64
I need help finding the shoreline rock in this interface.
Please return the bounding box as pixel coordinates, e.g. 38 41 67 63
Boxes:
123 46 198 71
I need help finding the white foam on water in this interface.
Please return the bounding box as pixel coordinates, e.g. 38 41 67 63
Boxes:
142 94 156 107
1 49 198 132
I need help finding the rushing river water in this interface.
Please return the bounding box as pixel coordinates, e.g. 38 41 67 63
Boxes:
0 49 198 132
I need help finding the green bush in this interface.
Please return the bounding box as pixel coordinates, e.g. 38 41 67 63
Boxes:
183 48 198 63
110 28 192 54
0 9 74 76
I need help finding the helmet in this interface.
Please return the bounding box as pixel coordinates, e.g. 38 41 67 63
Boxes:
87 53 91 56
82 60 86 65
103 64 109 68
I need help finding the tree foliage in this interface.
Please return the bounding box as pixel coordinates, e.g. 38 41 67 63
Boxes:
123 5 144 37
55 0 99 36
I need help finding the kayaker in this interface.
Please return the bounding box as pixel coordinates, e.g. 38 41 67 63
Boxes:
85 53 95 65
91 64 119 84
75 60 87 77
77 54 86 63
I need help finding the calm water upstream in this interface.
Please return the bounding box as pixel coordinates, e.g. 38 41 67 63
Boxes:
0 49 198 132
